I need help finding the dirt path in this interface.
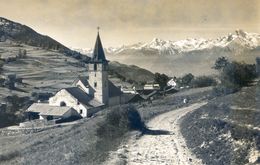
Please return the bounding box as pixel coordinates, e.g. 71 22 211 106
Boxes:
105 102 207 165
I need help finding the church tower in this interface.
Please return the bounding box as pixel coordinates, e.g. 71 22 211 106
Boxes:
88 29 109 105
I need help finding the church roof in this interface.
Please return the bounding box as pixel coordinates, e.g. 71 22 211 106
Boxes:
90 32 108 63
73 76 89 86
65 87 104 108
121 93 145 103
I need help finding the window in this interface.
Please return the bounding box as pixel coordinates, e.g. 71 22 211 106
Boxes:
46 116 53 120
94 64 97 71
94 82 97 88
60 101 66 106
80 110 83 114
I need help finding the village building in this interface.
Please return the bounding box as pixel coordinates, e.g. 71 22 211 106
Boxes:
26 30 128 120
143 83 160 90
121 86 137 94
26 103 80 120
167 78 177 87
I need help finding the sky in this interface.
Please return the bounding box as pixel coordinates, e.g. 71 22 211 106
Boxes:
0 0 259 48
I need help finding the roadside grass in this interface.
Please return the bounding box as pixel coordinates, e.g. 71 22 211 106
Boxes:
181 84 260 165
137 87 214 122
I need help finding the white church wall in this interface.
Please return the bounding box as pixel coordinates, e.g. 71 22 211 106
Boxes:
49 89 88 117
49 89 76 106
78 104 88 117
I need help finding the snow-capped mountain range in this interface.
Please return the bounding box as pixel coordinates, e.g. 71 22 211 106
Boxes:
75 29 260 56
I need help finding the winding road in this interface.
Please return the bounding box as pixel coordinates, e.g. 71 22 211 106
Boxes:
106 102 207 165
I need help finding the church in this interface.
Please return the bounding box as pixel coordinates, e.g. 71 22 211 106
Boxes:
26 30 126 120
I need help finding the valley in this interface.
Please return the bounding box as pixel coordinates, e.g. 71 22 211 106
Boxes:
0 16 259 165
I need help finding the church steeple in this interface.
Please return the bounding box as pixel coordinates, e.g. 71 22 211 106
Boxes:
91 28 108 63
87 27 109 105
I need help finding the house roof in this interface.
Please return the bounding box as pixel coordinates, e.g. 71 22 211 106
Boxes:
141 90 159 100
90 32 108 63
165 86 178 93
122 93 144 103
73 76 89 87
108 80 122 97
26 103 74 116
65 87 103 108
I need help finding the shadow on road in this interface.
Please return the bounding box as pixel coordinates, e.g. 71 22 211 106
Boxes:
142 128 171 135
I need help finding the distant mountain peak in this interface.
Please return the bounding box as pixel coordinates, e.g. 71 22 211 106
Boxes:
151 37 165 43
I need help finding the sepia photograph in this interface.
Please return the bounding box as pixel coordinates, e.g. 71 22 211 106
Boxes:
0 0 259 164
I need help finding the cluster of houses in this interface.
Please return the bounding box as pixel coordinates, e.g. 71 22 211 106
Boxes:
25 31 178 124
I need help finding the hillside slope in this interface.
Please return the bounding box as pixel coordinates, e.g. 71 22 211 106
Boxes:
0 17 70 53
181 83 260 165
0 115 108 165
0 42 87 99
108 61 154 84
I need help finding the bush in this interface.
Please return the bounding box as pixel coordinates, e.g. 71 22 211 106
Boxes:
176 73 194 87
212 83 240 96
154 72 169 89
97 105 145 139
0 95 31 128
94 105 145 163
191 76 217 88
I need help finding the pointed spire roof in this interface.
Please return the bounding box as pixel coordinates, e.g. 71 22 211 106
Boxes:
91 29 108 63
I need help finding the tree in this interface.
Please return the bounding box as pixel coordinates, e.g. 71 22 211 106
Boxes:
221 62 256 87
213 58 257 94
23 49 27 58
154 73 169 89
213 57 229 70
181 73 194 86
191 76 217 88
0 59 4 73
18 49 23 58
